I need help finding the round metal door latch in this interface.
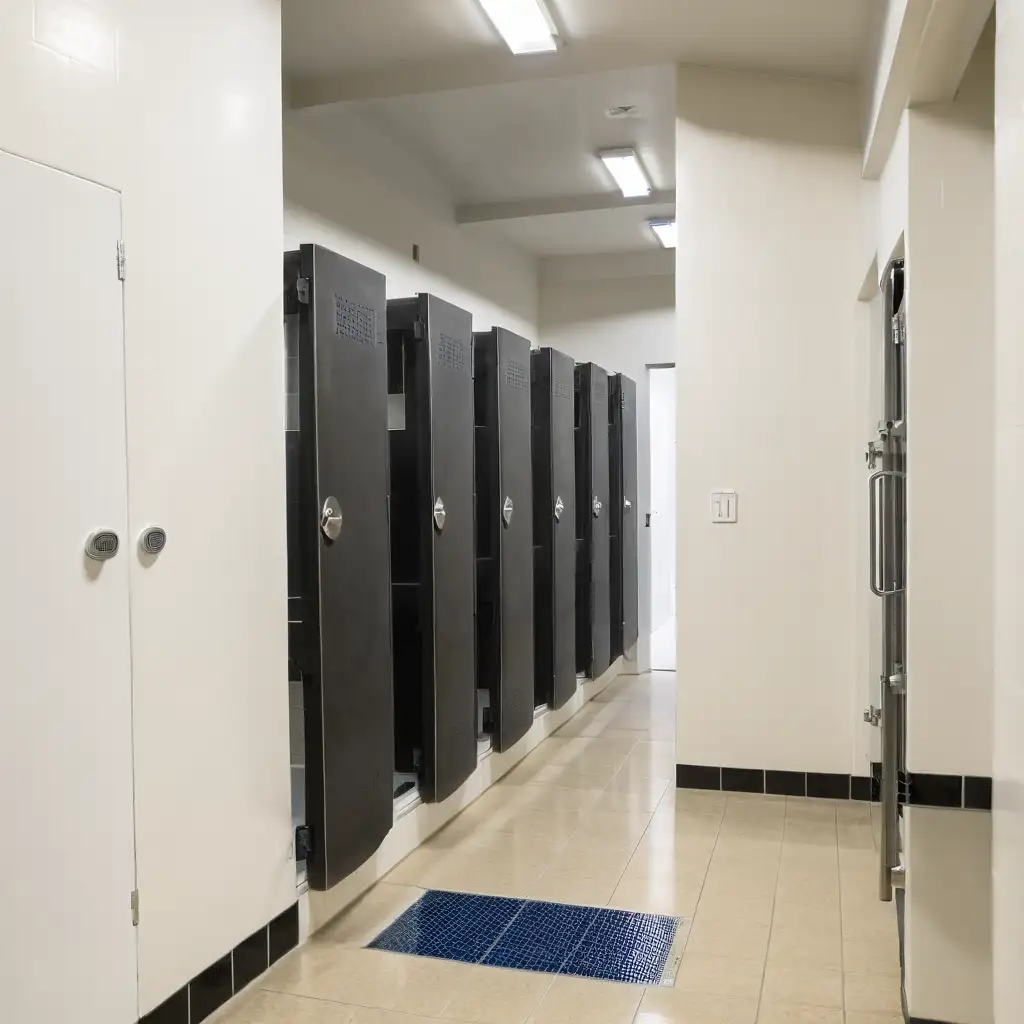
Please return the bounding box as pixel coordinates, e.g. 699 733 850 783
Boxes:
592 496 603 518
554 495 564 522
85 530 120 561
433 497 446 532
502 496 514 528
139 526 167 555
624 497 633 511
320 497 343 541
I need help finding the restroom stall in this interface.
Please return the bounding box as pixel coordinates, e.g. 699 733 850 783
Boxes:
866 258 907 903
388 295 478 803
283 245 394 890
474 327 536 751
609 373 639 660
574 362 612 679
531 348 578 709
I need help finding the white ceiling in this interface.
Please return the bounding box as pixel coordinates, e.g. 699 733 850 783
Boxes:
284 0 879 83
282 0 882 258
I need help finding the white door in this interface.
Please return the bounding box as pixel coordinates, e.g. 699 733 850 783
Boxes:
0 150 138 1023
648 366 677 671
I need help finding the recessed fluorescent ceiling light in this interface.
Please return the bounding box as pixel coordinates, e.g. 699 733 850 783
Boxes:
479 0 558 55
649 220 677 249
599 149 652 199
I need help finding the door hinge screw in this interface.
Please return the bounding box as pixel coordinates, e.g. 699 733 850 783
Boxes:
116 240 126 281
131 889 139 926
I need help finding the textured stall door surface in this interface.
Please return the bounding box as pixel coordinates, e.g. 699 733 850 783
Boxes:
0 150 139 1023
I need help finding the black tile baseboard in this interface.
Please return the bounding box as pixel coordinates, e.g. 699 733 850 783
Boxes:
678 764 878 801
139 902 299 1024
677 764 995 812
907 772 993 811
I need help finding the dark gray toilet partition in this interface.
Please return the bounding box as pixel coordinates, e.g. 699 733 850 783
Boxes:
531 348 577 710
575 362 611 680
609 373 639 658
474 327 535 751
283 244 393 891
388 294 477 803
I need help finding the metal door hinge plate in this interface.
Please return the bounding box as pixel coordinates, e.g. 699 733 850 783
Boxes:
554 496 564 522
863 706 881 726
502 496 514 528
296 277 310 304
131 889 139 926
295 825 313 862
433 497 446 531
414 319 425 340
116 240 126 281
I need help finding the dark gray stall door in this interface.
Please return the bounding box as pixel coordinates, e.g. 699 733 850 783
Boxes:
576 363 611 680
496 329 535 748
531 348 577 710
424 297 477 801
288 244 393 891
619 375 639 651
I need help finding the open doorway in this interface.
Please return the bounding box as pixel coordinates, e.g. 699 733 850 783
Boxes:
648 364 676 671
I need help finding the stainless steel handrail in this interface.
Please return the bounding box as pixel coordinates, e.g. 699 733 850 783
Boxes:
869 471 906 597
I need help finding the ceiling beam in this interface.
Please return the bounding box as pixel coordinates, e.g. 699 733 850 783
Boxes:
456 190 676 224
909 0 993 104
863 0 993 178
288 41 673 108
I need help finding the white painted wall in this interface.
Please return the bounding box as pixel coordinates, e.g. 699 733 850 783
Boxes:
0 0 295 1014
675 65 863 774
284 124 537 338
905 42 995 779
993 1 1024 1019
538 257 676 675
649 368 677 634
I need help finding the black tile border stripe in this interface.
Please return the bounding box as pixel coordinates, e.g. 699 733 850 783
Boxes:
139 902 299 1024
677 764 993 811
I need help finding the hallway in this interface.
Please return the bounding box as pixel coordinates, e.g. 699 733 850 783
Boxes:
225 674 901 1024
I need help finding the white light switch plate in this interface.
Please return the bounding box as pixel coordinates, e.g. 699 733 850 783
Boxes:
711 490 738 524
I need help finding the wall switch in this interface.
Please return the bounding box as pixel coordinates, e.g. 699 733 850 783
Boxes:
711 490 738 524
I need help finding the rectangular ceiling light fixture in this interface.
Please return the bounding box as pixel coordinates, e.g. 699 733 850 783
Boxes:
479 0 558 55
598 148 653 199
648 219 677 249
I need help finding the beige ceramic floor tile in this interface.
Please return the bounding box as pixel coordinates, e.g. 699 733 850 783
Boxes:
526 976 644 1024
684 918 771 960
675 953 765 1000
765 923 842 970
844 972 903 1014
441 964 553 1024
263 945 462 1017
769 900 839 933
220 990 355 1023
634 987 758 1023
694 893 775 928
844 1014 904 1024
842 935 901 977
530 867 620 906
755 1002 843 1023
349 1009 473 1024
317 884 425 947
759 964 843 1009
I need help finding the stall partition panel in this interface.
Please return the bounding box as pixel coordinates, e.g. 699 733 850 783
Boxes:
389 295 477 803
475 328 535 751
609 377 624 660
575 363 612 679
285 244 394 890
531 349 577 709
618 375 639 652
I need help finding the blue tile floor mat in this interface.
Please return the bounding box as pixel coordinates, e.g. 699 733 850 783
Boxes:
368 890 689 986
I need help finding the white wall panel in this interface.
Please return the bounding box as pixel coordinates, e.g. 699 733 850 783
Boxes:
0 0 294 1013
993 1 1024 1019
675 65 862 773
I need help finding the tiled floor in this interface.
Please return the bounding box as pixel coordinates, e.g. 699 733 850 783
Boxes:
225 672 902 1024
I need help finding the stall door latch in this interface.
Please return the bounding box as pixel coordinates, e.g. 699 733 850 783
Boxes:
433 497 446 532
502 496 514 528
554 496 564 522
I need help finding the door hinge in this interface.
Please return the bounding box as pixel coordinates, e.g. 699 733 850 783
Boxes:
295 277 310 305
116 240 126 281
130 889 139 927
413 318 425 340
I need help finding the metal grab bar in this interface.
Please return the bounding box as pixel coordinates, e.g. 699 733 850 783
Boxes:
868 470 906 597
